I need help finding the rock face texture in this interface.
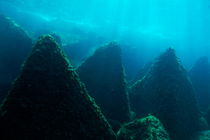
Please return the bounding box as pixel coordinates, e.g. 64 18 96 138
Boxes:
130 48 200 140
0 35 116 140
0 15 32 102
117 115 170 140
77 42 130 129
190 56 210 112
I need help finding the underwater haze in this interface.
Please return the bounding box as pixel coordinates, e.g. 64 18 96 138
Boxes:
1 0 210 69
1 0 210 140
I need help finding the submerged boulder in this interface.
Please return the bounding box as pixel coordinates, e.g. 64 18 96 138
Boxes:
189 56 210 112
117 115 170 140
0 35 116 140
77 42 130 130
130 48 200 139
0 15 32 102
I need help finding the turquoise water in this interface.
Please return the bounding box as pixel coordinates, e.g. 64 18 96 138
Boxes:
1 0 209 68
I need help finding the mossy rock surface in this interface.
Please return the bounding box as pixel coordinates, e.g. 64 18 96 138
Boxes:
130 48 200 140
0 35 116 140
77 42 130 129
117 115 170 140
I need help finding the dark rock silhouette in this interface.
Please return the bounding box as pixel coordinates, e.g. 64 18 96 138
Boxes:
0 35 116 140
189 56 210 112
130 48 200 140
77 42 130 130
117 115 170 140
0 15 32 103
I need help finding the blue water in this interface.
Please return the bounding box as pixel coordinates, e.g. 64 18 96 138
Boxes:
0 0 210 76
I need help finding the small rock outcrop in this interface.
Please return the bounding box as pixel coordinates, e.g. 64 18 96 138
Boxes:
0 35 116 140
117 115 170 140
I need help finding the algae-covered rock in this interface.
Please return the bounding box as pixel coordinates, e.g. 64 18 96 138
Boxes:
117 115 170 140
0 15 32 102
193 130 210 140
130 48 200 140
0 35 116 140
190 56 210 112
77 42 130 129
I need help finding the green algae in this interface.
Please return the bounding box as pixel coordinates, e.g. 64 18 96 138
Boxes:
117 115 170 140
0 35 116 140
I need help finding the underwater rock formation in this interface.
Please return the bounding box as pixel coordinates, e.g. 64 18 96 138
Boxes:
189 56 210 112
0 35 116 140
0 15 32 103
117 115 170 140
130 48 200 140
77 42 130 130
